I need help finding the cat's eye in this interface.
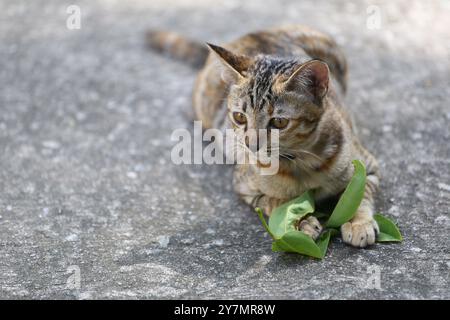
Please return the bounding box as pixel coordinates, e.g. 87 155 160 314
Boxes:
233 112 247 125
269 117 289 129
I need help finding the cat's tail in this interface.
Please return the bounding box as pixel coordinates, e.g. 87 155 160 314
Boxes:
145 30 209 68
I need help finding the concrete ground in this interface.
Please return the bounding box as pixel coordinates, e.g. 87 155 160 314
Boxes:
0 0 449 299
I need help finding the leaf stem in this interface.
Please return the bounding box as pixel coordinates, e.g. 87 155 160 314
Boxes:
255 208 278 240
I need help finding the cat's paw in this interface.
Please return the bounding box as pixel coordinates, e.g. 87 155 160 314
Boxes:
341 217 379 248
298 216 323 240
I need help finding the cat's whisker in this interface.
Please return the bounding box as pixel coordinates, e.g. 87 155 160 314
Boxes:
281 148 325 163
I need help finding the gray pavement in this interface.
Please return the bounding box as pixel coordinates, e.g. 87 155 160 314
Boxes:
0 0 449 299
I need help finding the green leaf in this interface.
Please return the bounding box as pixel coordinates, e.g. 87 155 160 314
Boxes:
255 207 277 240
374 214 403 242
329 228 340 238
268 191 315 238
271 241 283 252
272 229 332 259
254 159 402 260
272 231 323 258
315 230 332 259
258 191 332 259
311 211 329 219
326 160 366 228
377 232 401 242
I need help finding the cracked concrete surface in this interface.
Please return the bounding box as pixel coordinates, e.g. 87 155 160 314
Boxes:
0 0 449 299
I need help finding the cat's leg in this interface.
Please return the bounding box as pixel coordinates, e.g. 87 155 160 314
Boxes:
232 166 287 215
233 168 322 239
341 150 380 247
297 216 323 240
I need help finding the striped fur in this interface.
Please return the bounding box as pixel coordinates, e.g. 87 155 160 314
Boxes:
146 30 208 68
147 25 379 247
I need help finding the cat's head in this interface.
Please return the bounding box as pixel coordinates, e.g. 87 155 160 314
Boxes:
207 43 330 162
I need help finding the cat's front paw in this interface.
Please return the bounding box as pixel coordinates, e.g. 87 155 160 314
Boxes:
341 217 379 248
298 216 323 240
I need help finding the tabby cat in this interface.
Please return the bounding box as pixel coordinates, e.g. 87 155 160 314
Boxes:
147 25 380 248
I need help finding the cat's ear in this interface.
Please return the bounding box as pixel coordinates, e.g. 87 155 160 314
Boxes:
206 43 252 81
282 60 329 105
